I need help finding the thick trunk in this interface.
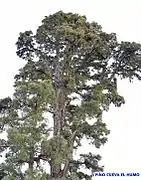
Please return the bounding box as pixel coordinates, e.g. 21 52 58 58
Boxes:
50 47 71 178
62 135 75 177
28 147 34 172
50 161 62 178
53 108 62 136
53 88 65 136
51 88 66 178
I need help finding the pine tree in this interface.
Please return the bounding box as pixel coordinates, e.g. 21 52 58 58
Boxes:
1 11 141 179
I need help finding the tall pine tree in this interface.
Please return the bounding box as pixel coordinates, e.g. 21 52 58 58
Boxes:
0 11 141 179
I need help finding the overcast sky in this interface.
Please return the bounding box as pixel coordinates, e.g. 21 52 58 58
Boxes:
0 0 141 179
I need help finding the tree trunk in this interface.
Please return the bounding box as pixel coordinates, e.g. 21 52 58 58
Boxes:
50 161 62 179
53 88 65 136
51 87 66 178
28 147 34 172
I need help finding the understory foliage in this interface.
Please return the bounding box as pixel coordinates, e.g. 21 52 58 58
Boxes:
0 11 141 179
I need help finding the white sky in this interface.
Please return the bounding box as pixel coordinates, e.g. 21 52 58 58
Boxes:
0 0 141 179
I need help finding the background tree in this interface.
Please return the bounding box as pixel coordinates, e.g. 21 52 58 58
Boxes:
0 11 141 180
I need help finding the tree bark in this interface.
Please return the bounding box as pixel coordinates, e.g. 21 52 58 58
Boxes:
51 87 67 178
28 147 34 172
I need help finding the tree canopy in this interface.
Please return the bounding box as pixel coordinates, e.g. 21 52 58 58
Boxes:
0 11 141 180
